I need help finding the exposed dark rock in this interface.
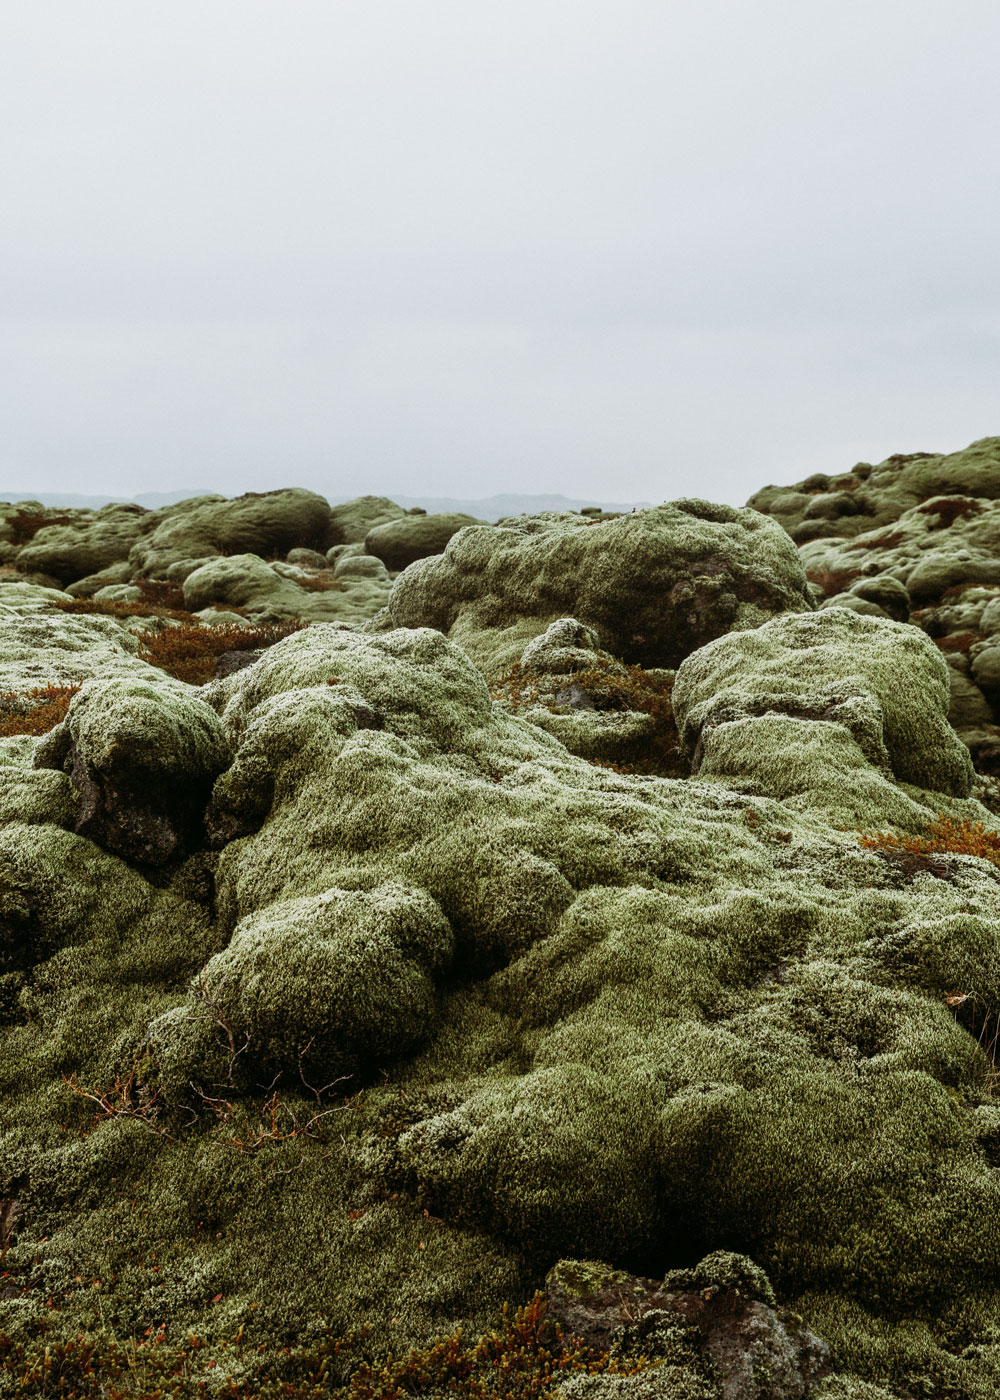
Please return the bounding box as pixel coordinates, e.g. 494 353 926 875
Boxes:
545 1256 832 1399
213 649 264 679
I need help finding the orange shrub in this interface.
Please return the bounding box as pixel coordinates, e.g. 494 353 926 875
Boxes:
138 620 308 685
859 815 1000 871
805 567 862 597
0 683 80 736
934 632 982 655
296 574 343 593
917 497 982 530
55 597 193 623
8 511 74 545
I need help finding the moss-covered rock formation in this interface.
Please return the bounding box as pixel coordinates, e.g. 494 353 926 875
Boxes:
369 500 814 679
2 576 1000 1396
672 606 975 823
7 456 1000 1396
745 437 1000 779
14 503 149 586
365 511 486 571
329 493 407 545
128 488 336 578
180 551 391 623
747 436 1000 545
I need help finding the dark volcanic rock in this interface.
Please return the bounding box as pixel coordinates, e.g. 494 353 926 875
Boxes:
546 1255 832 1400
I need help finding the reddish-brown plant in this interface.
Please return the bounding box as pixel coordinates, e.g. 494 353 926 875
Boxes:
805 567 862 598
859 814 1000 871
934 632 982 655
917 497 983 530
137 620 308 685
0 684 80 737
845 530 906 551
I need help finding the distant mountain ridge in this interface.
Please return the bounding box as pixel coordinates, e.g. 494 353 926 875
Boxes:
0 488 652 521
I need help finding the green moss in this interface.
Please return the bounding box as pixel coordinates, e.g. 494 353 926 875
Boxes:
16 506 147 586
6 613 1000 1394
182 553 389 624
198 883 454 1079
673 607 975 810
129 488 336 578
365 512 486 571
372 500 814 679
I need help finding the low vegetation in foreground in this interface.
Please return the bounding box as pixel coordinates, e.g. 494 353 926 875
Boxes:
4 444 1000 1399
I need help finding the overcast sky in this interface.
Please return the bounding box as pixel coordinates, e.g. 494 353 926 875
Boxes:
3 1 999 506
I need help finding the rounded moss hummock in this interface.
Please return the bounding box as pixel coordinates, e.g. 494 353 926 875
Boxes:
672 606 974 818
364 512 486 571
368 500 815 680
129 488 336 577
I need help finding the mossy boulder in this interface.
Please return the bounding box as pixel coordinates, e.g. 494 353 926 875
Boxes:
0 603 152 691
284 547 329 569
364 512 486 571
894 436 1000 499
546 1253 831 1399
333 552 392 582
748 437 1000 546
198 883 454 1079
329 494 406 545
129 489 335 577
181 552 390 624
672 607 974 821
12 504 149 586
492 618 681 772
64 561 135 599
34 676 232 865
370 501 814 680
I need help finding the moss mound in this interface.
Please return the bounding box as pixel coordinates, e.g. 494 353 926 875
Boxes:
672 607 975 822
5 565 1000 1394
14 505 149 587
369 501 814 680
182 553 390 624
365 512 486 571
129 489 336 578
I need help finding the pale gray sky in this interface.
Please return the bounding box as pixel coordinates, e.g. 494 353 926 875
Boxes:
3 1 999 505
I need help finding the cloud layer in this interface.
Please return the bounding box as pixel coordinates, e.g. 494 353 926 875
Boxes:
3 1 999 503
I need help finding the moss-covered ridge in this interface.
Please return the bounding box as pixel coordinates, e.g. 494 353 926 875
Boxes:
9 576 1000 1388
5 603 1000 1394
370 499 814 679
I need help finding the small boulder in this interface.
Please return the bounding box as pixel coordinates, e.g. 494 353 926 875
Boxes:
34 677 232 865
329 495 406 545
546 1254 831 1400
365 512 485 571
285 547 329 569
333 553 391 581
